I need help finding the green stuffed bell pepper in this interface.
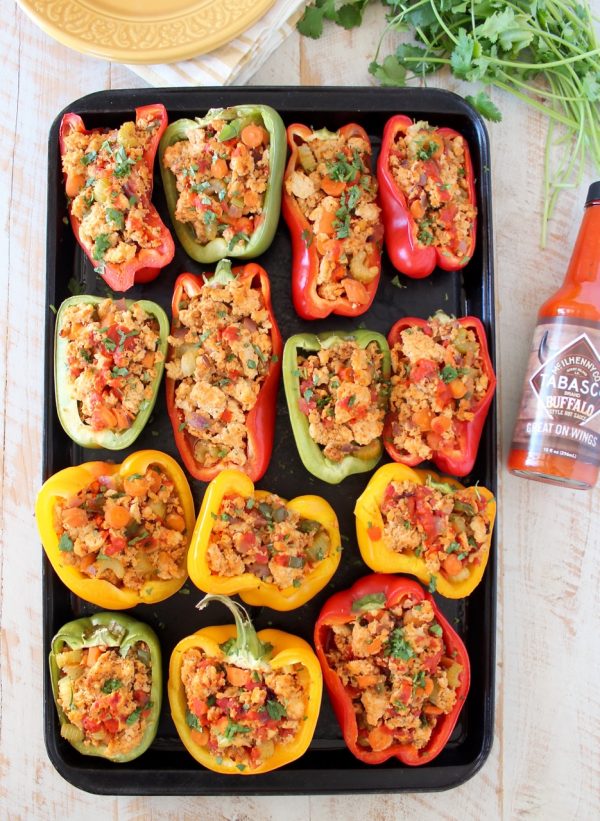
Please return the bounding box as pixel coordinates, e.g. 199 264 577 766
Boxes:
283 331 391 484
49 612 162 763
54 295 169 449
159 105 286 263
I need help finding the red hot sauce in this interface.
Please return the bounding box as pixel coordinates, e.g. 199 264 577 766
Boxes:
508 182 600 489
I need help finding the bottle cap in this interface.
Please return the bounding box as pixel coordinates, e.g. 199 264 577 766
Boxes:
585 181 600 205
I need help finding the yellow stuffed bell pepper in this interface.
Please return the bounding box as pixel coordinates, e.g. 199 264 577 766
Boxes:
354 463 496 598
168 594 322 775
187 469 341 611
36 449 195 609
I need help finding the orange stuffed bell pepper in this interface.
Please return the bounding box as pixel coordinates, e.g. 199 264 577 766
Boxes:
187 469 341 611
354 463 495 598
36 450 195 609
168 594 322 774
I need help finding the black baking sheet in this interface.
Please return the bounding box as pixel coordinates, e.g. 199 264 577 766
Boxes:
43 87 496 794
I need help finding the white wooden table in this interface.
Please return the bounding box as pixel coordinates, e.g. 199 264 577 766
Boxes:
2 2 599 818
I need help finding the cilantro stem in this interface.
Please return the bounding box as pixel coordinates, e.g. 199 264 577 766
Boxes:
429 2 459 46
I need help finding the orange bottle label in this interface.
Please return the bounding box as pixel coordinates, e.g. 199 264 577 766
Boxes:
511 317 600 465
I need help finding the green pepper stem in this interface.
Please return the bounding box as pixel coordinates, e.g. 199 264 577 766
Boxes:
196 594 272 669
206 259 235 287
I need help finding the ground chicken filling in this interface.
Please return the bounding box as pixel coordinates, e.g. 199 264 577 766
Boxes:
165 276 273 469
296 339 388 462
380 479 493 580
162 117 270 251
325 598 463 752
181 647 308 770
285 130 382 305
388 121 476 257
207 493 331 589
54 464 187 591
55 638 152 757
389 316 489 461
61 115 164 267
59 298 163 432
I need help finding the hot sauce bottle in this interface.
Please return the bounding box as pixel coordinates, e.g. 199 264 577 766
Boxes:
508 182 600 489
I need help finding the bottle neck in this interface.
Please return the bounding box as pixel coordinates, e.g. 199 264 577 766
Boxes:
564 201 600 287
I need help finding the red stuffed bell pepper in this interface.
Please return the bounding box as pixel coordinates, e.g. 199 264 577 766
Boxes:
59 104 175 292
377 116 477 279
282 123 383 319
165 259 282 482
314 573 470 766
384 312 495 477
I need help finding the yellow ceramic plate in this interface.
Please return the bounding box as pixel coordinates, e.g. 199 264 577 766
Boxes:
17 0 277 64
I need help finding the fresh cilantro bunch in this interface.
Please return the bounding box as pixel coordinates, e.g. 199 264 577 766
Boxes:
297 0 600 243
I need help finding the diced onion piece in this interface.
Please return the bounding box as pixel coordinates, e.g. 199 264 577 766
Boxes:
149 500 166 519
181 349 197 377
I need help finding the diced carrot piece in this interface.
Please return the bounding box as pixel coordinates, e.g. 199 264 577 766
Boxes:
165 513 186 532
241 124 267 148
410 199 425 219
66 173 85 198
356 674 379 688
190 728 209 747
449 379 468 399
317 208 337 236
211 158 228 179
321 177 346 196
104 505 131 529
430 415 452 434
342 278 370 305
243 190 261 209
423 677 434 697
86 646 101 666
226 666 251 687
62 507 88 529
367 726 393 752
142 352 155 368
113 407 131 430
412 408 433 431
365 636 383 655
423 703 444 716
442 554 464 577
123 476 149 497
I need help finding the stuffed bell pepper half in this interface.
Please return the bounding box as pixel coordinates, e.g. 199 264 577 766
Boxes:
59 104 175 291
384 311 496 477
283 330 391 483
355 464 496 598
377 116 477 278
159 105 286 262
36 450 195 609
49 612 161 762
314 574 470 765
54 295 169 449
282 122 383 318
168 594 322 774
165 259 282 482
187 470 341 610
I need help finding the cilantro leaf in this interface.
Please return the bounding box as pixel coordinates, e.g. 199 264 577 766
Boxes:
450 28 474 79
465 92 502 123
369 55 407 87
